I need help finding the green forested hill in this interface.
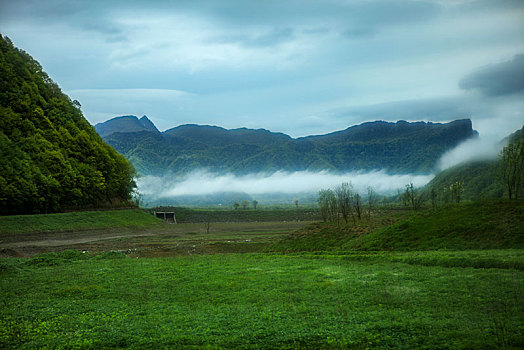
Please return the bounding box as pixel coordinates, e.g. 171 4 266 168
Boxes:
424 160 503 200
423 124 524 201
0 35 136 214
98 117 477 175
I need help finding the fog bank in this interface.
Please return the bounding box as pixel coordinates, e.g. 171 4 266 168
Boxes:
137 170 434 203
437 136 503 171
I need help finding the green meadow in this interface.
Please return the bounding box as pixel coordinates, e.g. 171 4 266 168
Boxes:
1 201 523 349
1 251 523 349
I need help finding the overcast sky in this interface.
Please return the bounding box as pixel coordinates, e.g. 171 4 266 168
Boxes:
1 0 523 138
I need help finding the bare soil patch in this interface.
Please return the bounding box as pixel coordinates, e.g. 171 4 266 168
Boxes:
0 221 311 257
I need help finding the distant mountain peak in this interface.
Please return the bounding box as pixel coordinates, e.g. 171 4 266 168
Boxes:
94 115 160 137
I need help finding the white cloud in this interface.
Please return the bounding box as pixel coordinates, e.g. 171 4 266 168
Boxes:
437 136 502 170
137 170 434 199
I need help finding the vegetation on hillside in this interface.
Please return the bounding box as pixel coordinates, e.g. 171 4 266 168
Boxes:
424 124 524 201
99 117 477 175
271 201 524 252
0 35 136 214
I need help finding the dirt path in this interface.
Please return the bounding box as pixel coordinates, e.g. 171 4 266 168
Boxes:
0 231 159 248
0 221 310 257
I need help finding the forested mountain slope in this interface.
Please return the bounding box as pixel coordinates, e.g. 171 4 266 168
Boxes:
423 124 524 201
98 117 477 176
0 35 136 214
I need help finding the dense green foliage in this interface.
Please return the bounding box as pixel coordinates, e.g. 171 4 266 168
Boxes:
1 251 523 348
271 201 524 252
0 209 163 235
98 116 477 175
0 35 136 214
424 160 503 201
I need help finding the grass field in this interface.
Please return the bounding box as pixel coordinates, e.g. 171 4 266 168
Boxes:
1 250 523 349
271 201 524 252
0 209 163 235
1 201 523 348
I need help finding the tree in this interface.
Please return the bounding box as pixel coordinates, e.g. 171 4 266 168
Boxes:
335 182 353 223
366 186 376 218
293 198 299 208
500 140 524 200
449 181 464 203
405 183 424 210
252 200 258 210
353 193 362 220
318 189 332 222
241 199 250 210
430 188 438 209
318 189 337 222
233 201 240 210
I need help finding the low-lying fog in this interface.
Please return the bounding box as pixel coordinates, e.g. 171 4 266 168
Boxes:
136 133 508 206
137 170 435 205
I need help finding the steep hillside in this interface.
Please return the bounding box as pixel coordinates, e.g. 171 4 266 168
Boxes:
97 117 477 176
423 124 523 201
0 35 136 214
424 161 503 200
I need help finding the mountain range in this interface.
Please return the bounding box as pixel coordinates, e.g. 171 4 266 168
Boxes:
95 116 477 176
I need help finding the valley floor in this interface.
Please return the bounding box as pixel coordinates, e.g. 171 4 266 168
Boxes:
1 205 523 348
0 221 309 257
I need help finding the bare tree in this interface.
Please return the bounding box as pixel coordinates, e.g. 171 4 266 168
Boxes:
319 188 339 223
318 189 332 222
335 182 353 223
405 183 425 210
353 193 363 220
366 186 376 218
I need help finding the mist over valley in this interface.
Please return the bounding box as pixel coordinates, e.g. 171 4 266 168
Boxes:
93 116 489 206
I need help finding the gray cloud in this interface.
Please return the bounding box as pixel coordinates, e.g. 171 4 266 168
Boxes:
459 54 524 96
331 97 472 123
1 0 523 142
210 27 294 48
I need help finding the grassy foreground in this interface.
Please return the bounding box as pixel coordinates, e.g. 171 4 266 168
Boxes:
1 250 523 349
0 209 163 235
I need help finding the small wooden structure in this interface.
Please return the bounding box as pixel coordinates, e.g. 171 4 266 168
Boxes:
154 211 177 223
